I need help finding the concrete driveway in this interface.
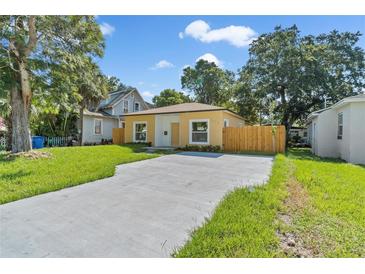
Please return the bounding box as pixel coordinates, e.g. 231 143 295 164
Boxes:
0 152 273 257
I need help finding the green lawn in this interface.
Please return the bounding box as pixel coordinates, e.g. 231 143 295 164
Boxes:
0 145 158 204
175 149 365 258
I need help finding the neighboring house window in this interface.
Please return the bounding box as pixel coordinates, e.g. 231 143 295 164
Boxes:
94 119 102 135
120 121 125 128
189 119 209 145
337 113 343 140
134 102 140 112
303 131 307 137
224 119 229 128
123 100 129 113
134 122 147 142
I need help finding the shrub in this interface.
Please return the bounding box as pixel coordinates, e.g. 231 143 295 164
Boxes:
179 145 221 152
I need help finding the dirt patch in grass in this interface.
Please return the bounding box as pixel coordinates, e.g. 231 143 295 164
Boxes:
277 166 318 258
5 150 52 160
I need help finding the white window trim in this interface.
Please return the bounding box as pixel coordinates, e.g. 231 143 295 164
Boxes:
337 112 343 140
123 100 129 113
189 119 209 145
224 119 230 128
134 102 140 112
94 118 103 135
133 121 147 143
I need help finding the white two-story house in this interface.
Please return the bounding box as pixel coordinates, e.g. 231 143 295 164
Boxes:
80 88 150 144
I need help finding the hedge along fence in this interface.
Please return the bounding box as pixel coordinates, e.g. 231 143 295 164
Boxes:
222 125 286 153
112 128 125 145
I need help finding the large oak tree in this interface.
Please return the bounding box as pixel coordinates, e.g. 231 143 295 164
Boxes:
236 25 365 130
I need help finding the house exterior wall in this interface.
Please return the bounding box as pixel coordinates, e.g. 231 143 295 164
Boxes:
113 91 147 116
336 105 351 162
124 110 245 147
348 102 365 164
124 114 155 144
154 114 180 146
222 111 245 127
309 101 365 164
82 115 118 144
315 109 338 158
179 111 224 146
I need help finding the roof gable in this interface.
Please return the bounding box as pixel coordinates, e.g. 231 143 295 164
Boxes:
124 102 226 116
98 88 149 110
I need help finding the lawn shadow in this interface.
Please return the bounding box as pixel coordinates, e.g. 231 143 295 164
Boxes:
0 170 32 181
118 144 147 153
0 152 16 162
287 148 345 163
177 151 224 158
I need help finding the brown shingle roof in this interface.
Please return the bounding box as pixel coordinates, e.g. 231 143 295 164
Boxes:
123 103 225 116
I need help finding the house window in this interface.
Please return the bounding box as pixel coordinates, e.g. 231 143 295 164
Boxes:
134 122 147 142
134 102 140 112
303 131 307 137
189 119 209 144
94 119 102 135
337 113 343 140
123 100 129 113
224 119 229 128
120 121 125 128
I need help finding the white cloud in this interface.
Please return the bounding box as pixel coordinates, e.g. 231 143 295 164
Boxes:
137 81 144 86
150 60 174 70
99 22 115 36
180 20 257 47
196 53 222 67
142 91 155 98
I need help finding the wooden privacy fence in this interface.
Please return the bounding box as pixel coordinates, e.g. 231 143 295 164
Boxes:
223 125 286 153
112 128 125 144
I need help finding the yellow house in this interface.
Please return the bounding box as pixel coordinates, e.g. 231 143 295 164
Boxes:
124 103 245 147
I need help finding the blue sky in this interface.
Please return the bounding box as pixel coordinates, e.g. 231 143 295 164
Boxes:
96 16 365 102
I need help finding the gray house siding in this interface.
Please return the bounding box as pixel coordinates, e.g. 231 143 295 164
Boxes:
81 89 149 144
82 115 118 144
113 91 148 116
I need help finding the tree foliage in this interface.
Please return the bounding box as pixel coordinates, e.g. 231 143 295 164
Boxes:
181 60 235 106
152 88 190 107
0 16 106 151
235 25 365 128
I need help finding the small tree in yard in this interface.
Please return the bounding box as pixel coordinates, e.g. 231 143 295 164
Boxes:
152 89 191 107
0 16 104 152
181 59 235 106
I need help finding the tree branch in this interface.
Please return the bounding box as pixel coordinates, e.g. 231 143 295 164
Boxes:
24 16 37 57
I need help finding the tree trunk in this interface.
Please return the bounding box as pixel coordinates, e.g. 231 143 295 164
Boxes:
79 106 84 146
4 116 12 151
10 84 32 153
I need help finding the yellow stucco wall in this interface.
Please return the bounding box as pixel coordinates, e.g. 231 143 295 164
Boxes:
124 110 245 147
223 111 246 127
124 115 155 144
179 111 225 146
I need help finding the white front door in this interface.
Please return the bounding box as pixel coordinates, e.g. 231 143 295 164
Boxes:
155 114 180 146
